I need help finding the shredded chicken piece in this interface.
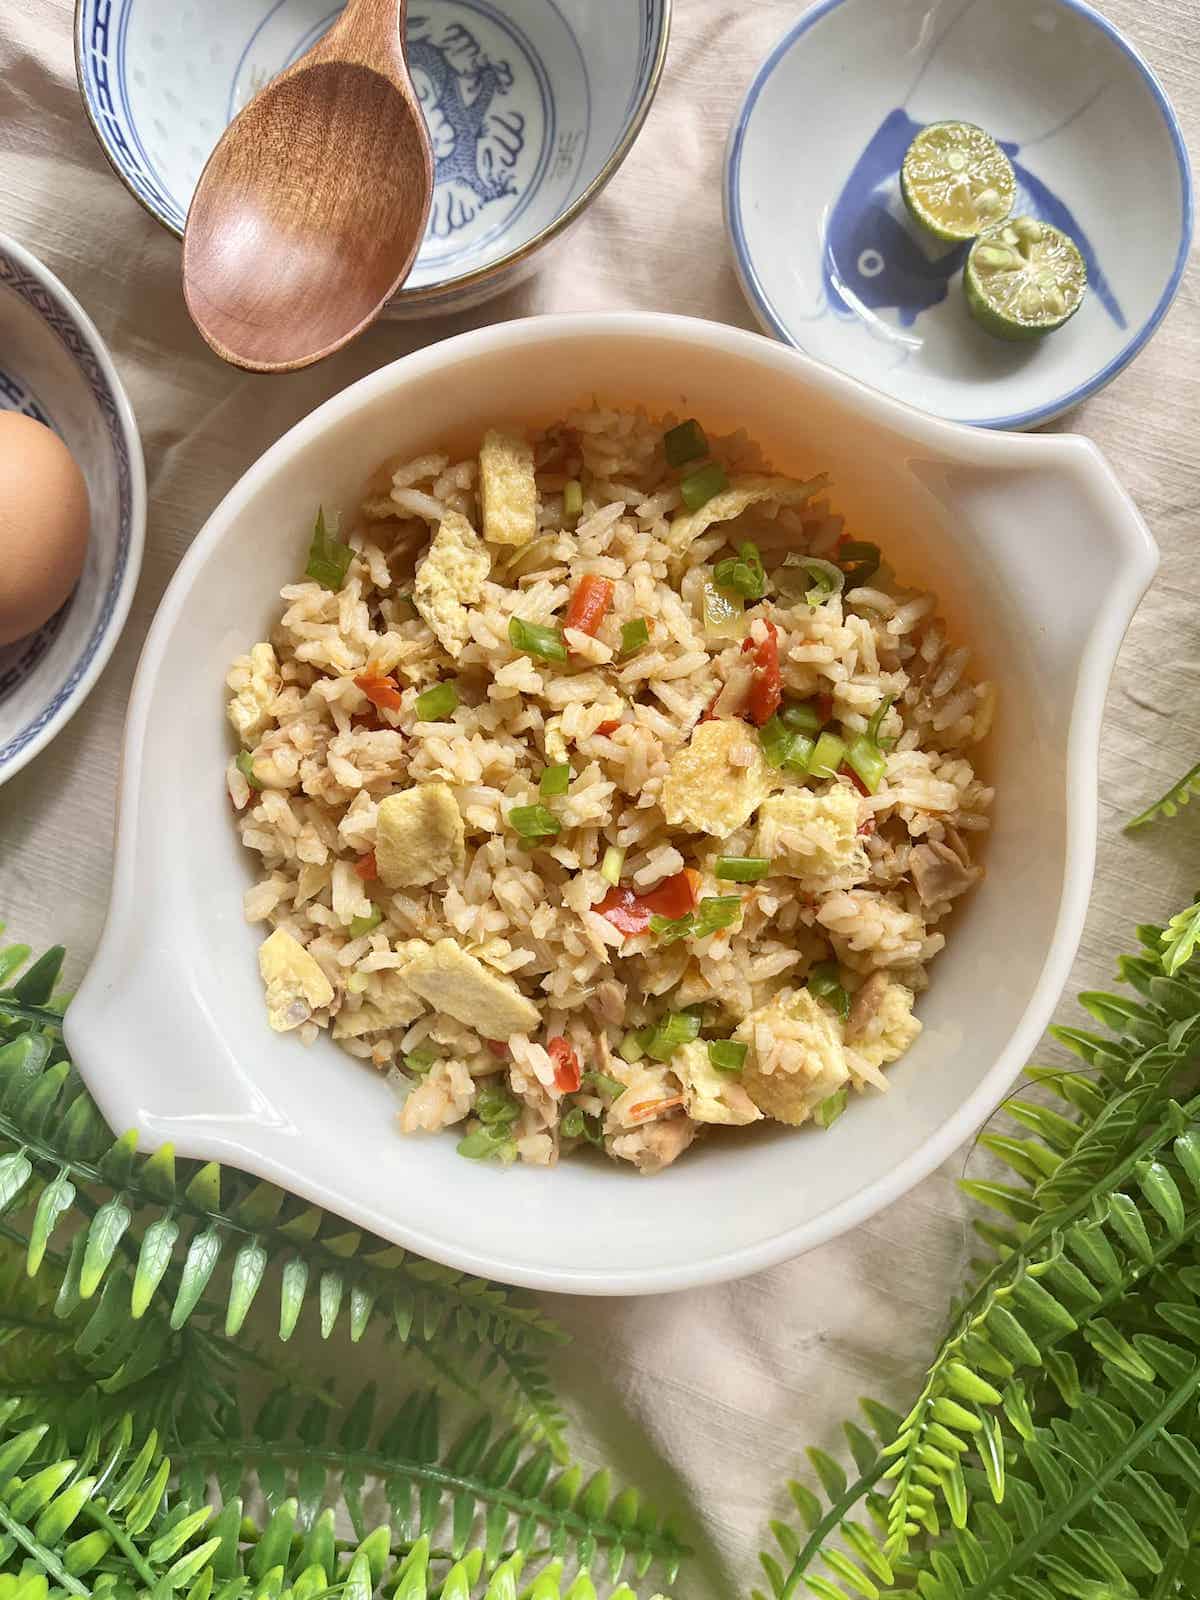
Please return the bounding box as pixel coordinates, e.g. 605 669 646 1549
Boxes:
845 971 890 1045
910 841 978 906
610 1116 698 1174
712 662 753 719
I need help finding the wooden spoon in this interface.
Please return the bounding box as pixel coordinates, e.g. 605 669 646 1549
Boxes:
182 0 433 373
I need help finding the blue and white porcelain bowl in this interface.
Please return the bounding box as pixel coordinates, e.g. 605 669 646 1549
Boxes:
725 0 1193 430
0 235 145 787
75 0 670 318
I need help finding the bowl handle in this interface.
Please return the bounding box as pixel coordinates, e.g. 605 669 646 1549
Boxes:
64 921 295 1158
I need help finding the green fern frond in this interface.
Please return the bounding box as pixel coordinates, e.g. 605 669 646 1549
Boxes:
0 1402 682 1598
0 940 565 1412
1161 901 1200 976
1126 761 1200 831
756 907 1200 1597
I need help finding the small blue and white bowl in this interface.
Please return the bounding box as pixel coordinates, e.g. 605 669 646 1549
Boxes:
0 235 145 787
75 0 670 319
725 0 1193 430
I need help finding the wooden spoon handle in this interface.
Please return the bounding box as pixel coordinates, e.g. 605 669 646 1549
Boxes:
313 0 410 75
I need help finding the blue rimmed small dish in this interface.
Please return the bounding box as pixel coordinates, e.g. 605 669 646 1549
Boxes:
725 0 1193 430
0 234 145 786
75 0 670 319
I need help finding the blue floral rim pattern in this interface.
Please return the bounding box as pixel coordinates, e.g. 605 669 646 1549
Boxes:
75 0 669 305
0 248 137 772
725 0 1194 431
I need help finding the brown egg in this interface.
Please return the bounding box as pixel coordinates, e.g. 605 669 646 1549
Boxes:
0 412 91 647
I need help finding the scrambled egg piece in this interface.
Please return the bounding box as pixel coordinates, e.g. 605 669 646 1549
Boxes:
850 980 921 1071
479 429 537 547
736 988 850 1126
227 643 280 745
666 473 827 551
376 782 465 888
756 785 868 889
258 928 334 1032
403 937 539 1038
672 1041 762 1126
413 511 490 659
660 718 776 836
333 974 424 1038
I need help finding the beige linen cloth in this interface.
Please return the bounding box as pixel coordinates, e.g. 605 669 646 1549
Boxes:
2 1 1199 1591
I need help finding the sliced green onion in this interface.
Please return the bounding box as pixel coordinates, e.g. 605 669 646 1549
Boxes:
563 479 583 518
586 1070 627 1099
694 896 743 938
780 700 824 736
618 1030 646 1064
348 907 382 938
867 694 896 746
235 750 263 791
644 1011 703 1062
802 557 846 607
664 418 708 467
808 962 851 1021
708 1039 748 1073
456 1124 516 1162
304 506 354 591
809 731 847 780
508 804 561 839
404 1047 438 1075
845 734 887 794
540 763 571 798
509 616 568 663
758 716 796 771
839 541 881 585
561 1106 586 1139
649 912 695 945
815 1087 849 1129
562 1106 605 1146
620 617 650 657
715 856 771 883
680 461 729 513
713 542 766 600
415 680 459 721
475 1085 520 1125
784 734 815 774
601 845 626 886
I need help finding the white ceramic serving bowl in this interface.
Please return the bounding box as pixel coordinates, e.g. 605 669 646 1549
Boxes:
0 234 145 786
74 0 669 318
725 0 1193 430
67 314 1156 1296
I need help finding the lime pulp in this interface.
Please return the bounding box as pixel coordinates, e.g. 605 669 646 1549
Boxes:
965 216 1088 340
901 121 1016 242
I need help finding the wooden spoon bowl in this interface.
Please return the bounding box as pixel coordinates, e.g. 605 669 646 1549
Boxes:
183 0 433 373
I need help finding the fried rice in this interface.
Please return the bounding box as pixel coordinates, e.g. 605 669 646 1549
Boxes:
226 406 994 1174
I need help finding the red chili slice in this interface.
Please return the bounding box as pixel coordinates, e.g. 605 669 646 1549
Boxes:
595 885 651 936
354 851 378 882
548 1035 582 1094
564 575 614 638
747 623 781 727
640 868 700 921
595 719 622 737
354 667 403 712
595 869 699 937
485 1039 509 1059
842 764 871 798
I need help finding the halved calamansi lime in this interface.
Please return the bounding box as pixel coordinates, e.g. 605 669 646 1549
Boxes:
965 216 1088 340
901 121 1016 242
